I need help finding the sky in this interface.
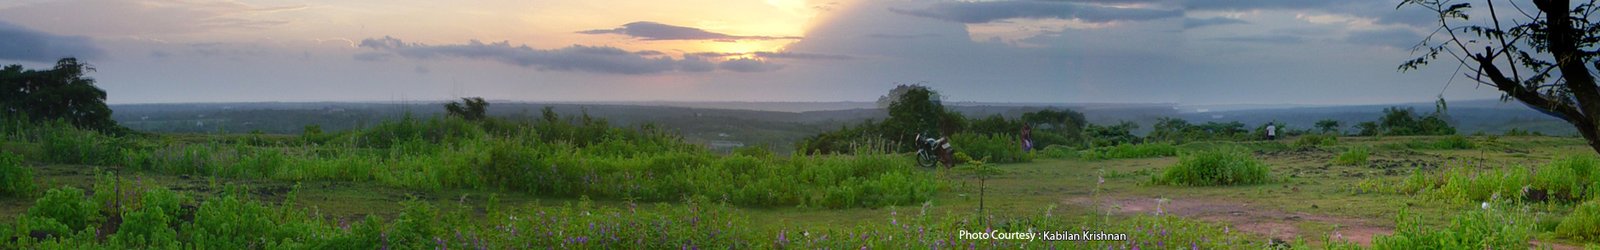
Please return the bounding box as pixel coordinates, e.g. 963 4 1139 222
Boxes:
0 0 1514 105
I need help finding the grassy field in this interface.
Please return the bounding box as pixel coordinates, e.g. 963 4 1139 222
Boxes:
3 118 1600 248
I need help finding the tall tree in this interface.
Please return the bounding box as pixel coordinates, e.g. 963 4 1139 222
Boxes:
444 97 488 121
882 84 947 141
0 58 118 131
1401 0 1600 154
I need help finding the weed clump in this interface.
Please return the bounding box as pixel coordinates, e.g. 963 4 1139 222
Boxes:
1330 147 1370 166
1079 143 1177 160
1292 134 1338 148
1372 208 1534 249
1155 149 1270 186
1557 200 1600 242
0 152 34 197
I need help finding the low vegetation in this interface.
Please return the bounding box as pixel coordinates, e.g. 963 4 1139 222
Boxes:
1154 149 1271 186
1331 147 1370 166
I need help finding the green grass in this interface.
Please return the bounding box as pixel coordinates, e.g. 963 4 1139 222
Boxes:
1078 143 1178 160
1331 147 1370 166
0 152 33 197
14 114 1600 248
1154 149 1271 186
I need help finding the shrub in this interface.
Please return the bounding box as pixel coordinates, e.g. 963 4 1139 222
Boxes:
950 133 1030 163
1331 147 1370 166
1395 135 1477 150
1036 145 1078 159
27 187 98 231
0 152 34 197
1155 149 1271 186
40 124 125 165
1080 143 1177 160
1293 134 1338 148
1372 208 1534 250
184 194 281 248
1558 200 1600 242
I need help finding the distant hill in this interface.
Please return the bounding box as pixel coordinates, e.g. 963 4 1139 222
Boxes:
107 99 1578 154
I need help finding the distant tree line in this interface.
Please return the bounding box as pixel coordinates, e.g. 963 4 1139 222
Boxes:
797 85 1087 156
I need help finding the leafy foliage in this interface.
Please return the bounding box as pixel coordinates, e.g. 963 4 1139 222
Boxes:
950 133 1030 163
1155 149 1271 186
0 58 120 132
444 97 489 121
0 152 34 197
1331 147 1370 166
1371 208 1535 250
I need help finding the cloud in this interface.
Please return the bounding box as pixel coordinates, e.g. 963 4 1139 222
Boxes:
357 36 788 74
753 51 852 60
866 33 943 39
1184 0 1342 11
0 20 103 62
686 51 853 60
578 21 801 41
892 1 1180 23
1183 17 1248 29
1212 34 1306 44
0 0 305 36
1345 28 1422 49
718 58 784 73
351 52 393 61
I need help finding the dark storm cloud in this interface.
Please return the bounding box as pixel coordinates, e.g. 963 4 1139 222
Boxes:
578 21 801 41
891 1 1181 23
1346 28 1423 49
0 20 103 62
718 58 784 73
1183 17 1247 29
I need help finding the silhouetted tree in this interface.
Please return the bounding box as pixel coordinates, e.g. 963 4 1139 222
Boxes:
444 97 488 121
1401 0 1600 154
1316 119 1341 134
882 84 947 141
0 58 118 131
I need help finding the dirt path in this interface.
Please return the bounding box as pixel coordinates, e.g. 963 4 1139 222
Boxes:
1064 195 1583 249
1064 196 1388 246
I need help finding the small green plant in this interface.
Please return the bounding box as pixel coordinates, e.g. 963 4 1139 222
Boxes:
950 133 1031 163
1557 200 1600 242
27 187 99 231
0 152 35 197
1331 147 1370 166
1155 149 1271 186
1080 143 1177 160
1371 207 1535 249
1293 134 1338 148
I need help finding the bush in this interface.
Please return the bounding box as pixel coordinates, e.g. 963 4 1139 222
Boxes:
27 187 98 231
1558 200 1600 242
0 152 34 197
1372 208 1534 250
950 133 1030 163
1080 143 1177 160
1292 134 1338 148
1331 147 1370 166
1533 158 1591 203
1394 135 1477 150
1155 149 1271 186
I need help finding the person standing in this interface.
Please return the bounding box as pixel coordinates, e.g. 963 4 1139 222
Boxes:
1266 122 1277 140
1020 123 1034 152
